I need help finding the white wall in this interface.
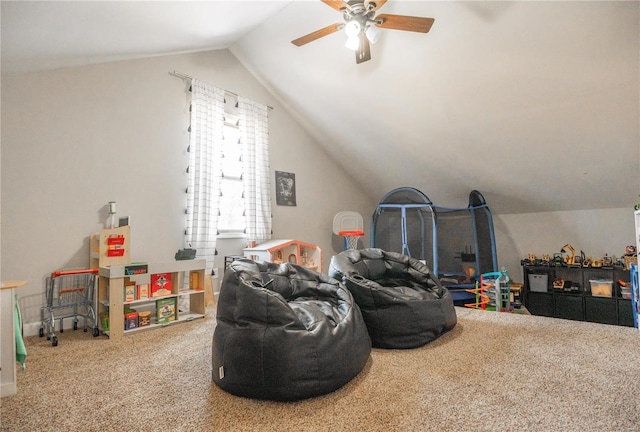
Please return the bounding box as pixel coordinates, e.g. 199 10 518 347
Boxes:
1 49 375 333
2 48 634 335
495 208 635 283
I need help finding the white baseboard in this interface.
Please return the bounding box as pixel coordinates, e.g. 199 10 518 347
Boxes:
23 322 42 338
22 319 94 338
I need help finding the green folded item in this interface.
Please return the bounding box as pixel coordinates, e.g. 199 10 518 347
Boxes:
15 294 27 370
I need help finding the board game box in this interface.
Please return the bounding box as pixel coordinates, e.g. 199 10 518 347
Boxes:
151 273 172 297
156 297 176 324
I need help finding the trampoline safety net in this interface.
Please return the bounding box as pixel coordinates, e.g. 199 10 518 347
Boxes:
371 187 498 304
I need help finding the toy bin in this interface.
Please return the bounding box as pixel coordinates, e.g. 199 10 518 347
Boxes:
528 274 548 292
589 279 613 297
621 287 631 299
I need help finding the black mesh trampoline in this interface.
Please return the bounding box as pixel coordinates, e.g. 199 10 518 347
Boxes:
371 187 498 305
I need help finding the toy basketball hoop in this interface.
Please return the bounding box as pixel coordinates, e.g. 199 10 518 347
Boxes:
333 211 364 250
339 230 364 250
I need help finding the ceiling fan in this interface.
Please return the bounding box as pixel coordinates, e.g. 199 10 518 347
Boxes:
291 0 435 64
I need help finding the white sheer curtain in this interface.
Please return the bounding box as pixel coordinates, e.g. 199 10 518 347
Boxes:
185 79 225 274
238 96 272 242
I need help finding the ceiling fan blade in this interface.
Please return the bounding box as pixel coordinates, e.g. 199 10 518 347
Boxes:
367 0 388 11
291 23 344 47
375 14 435 33
355 32 371 64
321 0 348 12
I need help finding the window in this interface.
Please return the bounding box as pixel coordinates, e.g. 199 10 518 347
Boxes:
185 78 272 272
217 94 246 237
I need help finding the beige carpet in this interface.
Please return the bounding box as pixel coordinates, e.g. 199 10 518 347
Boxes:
1 306 639 432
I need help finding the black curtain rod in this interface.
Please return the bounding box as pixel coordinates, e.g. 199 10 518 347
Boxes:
169 70 273 110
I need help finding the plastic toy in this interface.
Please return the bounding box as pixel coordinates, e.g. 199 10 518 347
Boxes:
465 269 511 312
561 244 578 266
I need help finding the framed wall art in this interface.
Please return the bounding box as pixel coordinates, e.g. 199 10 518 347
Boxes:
275 171 296 206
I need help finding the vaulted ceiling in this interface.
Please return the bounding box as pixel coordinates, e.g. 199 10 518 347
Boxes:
2 1 638 214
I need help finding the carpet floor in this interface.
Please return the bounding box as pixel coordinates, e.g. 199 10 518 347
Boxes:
1 306 639 431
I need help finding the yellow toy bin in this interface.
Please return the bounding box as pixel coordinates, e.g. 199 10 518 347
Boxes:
589 279 612 297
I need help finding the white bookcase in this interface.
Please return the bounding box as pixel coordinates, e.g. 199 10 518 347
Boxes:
97 259 206 341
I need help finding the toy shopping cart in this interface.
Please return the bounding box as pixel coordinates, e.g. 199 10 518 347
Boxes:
39 269 100 346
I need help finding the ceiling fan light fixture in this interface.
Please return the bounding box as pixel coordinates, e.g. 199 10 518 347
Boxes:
345 35 360 51
344 20 361 37
365 24 381 44
291 0 435 64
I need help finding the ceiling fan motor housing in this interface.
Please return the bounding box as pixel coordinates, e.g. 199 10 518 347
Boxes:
343 2 377 28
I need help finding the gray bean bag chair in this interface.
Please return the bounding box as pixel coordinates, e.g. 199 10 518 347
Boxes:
328 248 457 349
212 259 371 401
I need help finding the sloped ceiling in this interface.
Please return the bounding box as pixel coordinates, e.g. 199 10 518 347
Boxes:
0 1 290 72
230 1 640 213
2 1 639 214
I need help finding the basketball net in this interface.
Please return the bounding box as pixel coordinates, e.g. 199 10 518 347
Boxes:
339 230 364 250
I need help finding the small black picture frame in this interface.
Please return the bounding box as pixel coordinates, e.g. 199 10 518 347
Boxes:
275 171 296 206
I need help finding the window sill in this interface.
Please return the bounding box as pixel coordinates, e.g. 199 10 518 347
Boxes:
217 232 247 240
